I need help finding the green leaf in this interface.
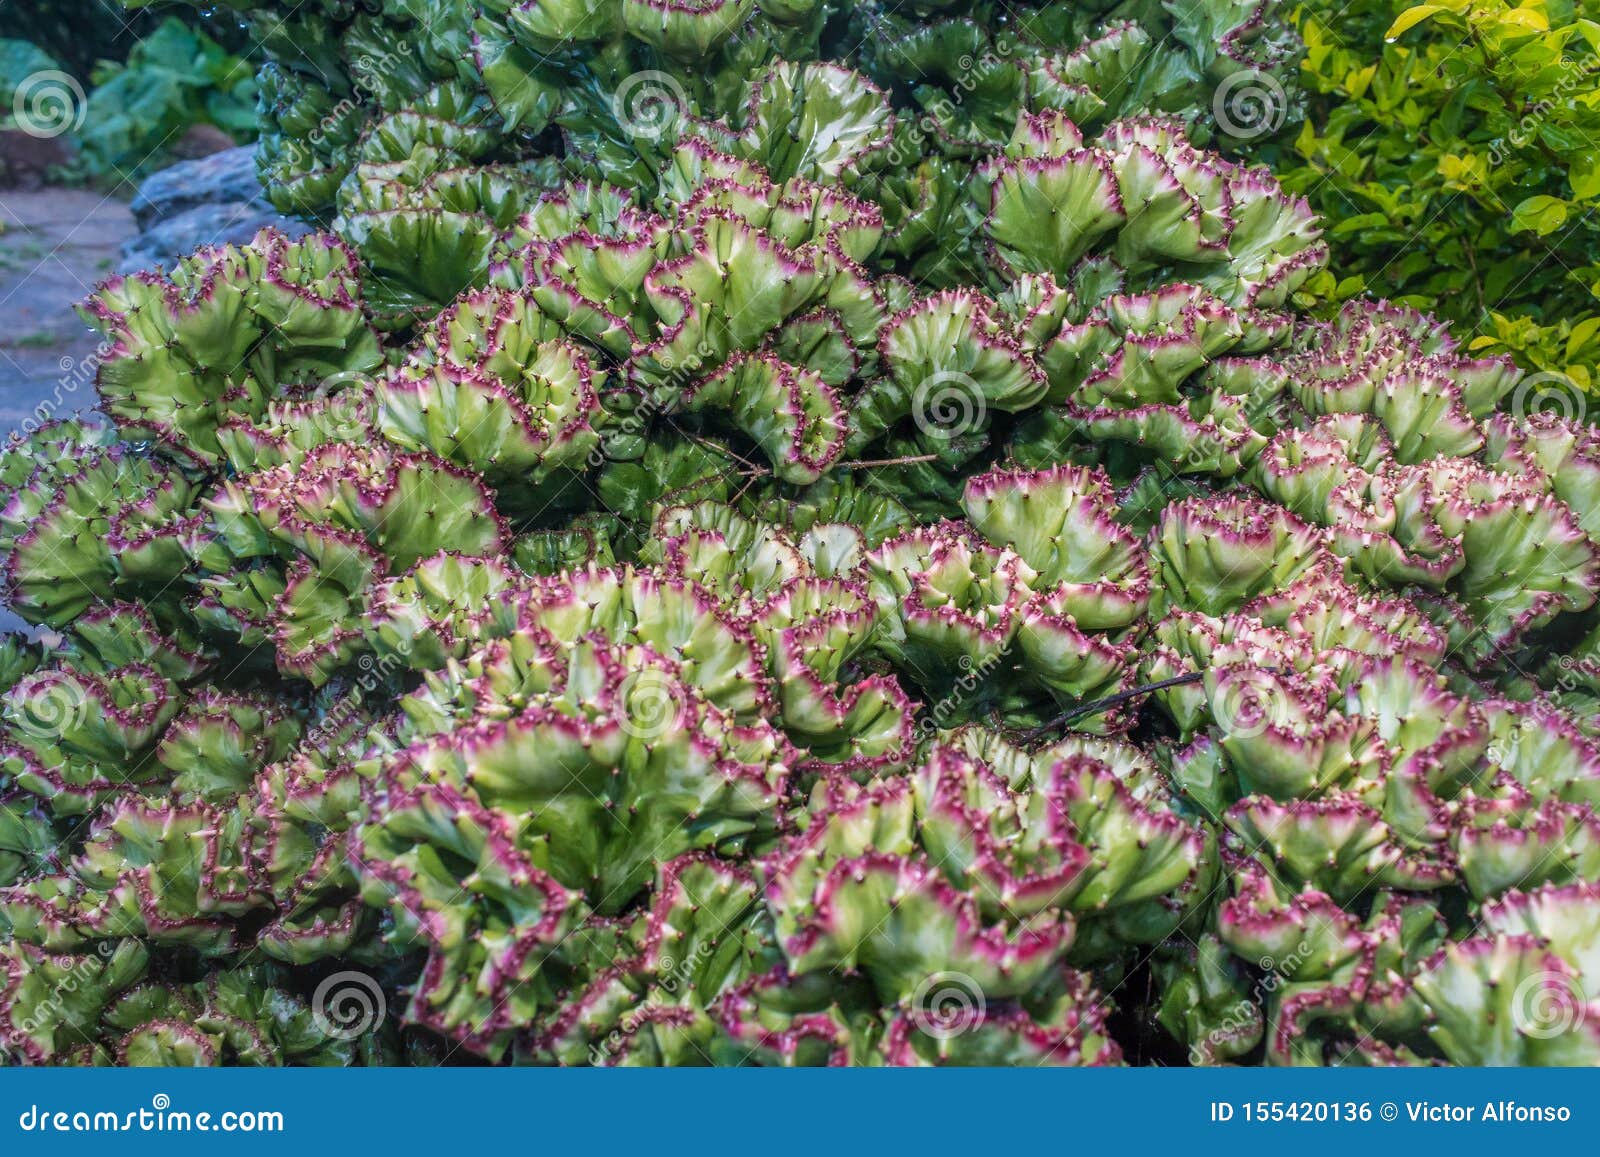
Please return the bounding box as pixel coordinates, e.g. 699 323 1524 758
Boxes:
1384 5 1446 40
1572 157 1600 201
1567 315 1600 359
1511 194 1571 236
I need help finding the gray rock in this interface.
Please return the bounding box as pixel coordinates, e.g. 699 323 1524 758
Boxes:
118 201 315 274
126 146 266 230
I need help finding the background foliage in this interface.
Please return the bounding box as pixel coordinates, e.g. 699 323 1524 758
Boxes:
0 0 169 77
0 10 256 184
1287 0 1600 388
0 0 248 74
76 17 258 176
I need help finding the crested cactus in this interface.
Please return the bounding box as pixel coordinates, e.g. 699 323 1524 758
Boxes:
4 0 1595 1069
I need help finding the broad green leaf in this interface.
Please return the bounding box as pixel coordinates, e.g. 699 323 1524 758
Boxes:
1345 63 1379 98
1510 194 1570 235
1496 7 1550 34
1572 157 1600 200
1385 5 1447 40
1568 316 1600 358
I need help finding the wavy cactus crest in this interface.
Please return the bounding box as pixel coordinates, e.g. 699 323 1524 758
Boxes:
82 232 383 463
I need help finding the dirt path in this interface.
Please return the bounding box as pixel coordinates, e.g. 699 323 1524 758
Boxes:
0 189 135 437
0 190 135 634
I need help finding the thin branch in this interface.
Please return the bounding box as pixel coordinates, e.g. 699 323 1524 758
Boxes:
1019 667 1292 745
673 424 765 473
839 454 942 469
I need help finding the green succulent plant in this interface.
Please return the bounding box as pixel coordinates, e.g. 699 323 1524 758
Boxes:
1 0 1595 1069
